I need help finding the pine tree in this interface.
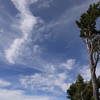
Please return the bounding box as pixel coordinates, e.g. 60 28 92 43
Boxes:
76 2 100 100
67 74 86 100
67 75 94 100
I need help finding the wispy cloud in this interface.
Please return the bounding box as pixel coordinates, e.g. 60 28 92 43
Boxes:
61 59 76 70
5 0 40 64
80 63 100 81
20 72 70 95
0 79 11 87
32 0 54 8
43 0 100 31
19 59 77 95
0 88 55 100
1 0 99 66
0 78 57 100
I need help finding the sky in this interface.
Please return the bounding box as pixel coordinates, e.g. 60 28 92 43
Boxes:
0 0 100 100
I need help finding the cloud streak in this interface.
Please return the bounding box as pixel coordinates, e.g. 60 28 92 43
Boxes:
20 72 70 95
0 79 11 87
3 0 99 65
0 88 55 100
5 0 39 64
80 64 100 81
19 59 77 95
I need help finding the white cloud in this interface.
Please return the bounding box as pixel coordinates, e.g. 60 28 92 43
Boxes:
80 65 91 81
2 0 98 66
44 0 100 32
0 79 11 87
19 59 76 94
0 79 54 100
36 0 53 8
0 88 54 100
80 64 100 81
5 0 40 64
61 59 76 70
33 45 40 53
1 0 99 66
20 72 70 94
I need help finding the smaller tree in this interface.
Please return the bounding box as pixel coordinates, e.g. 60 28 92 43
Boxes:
67 74 87 100
82 81 94 100
67 74 94 100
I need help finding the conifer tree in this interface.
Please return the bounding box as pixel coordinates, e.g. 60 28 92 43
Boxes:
67 75 94 100
67 75 86 100
76 2 100 100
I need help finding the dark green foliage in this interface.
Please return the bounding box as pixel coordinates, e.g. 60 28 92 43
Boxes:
67 75 94 100
76 2 100 39
82 81 94 100
76 2 100 54
97 76 100 88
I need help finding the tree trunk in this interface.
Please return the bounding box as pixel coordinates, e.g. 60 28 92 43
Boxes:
90 67 99 100
89 53 99 100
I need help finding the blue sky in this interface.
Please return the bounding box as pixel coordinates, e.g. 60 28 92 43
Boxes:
0 0 100 100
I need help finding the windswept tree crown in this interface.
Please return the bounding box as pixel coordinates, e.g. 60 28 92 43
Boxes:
76 1 100 55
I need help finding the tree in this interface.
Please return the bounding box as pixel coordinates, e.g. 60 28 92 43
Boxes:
82 81 94 100
67 74 93 100
76 2 100 100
